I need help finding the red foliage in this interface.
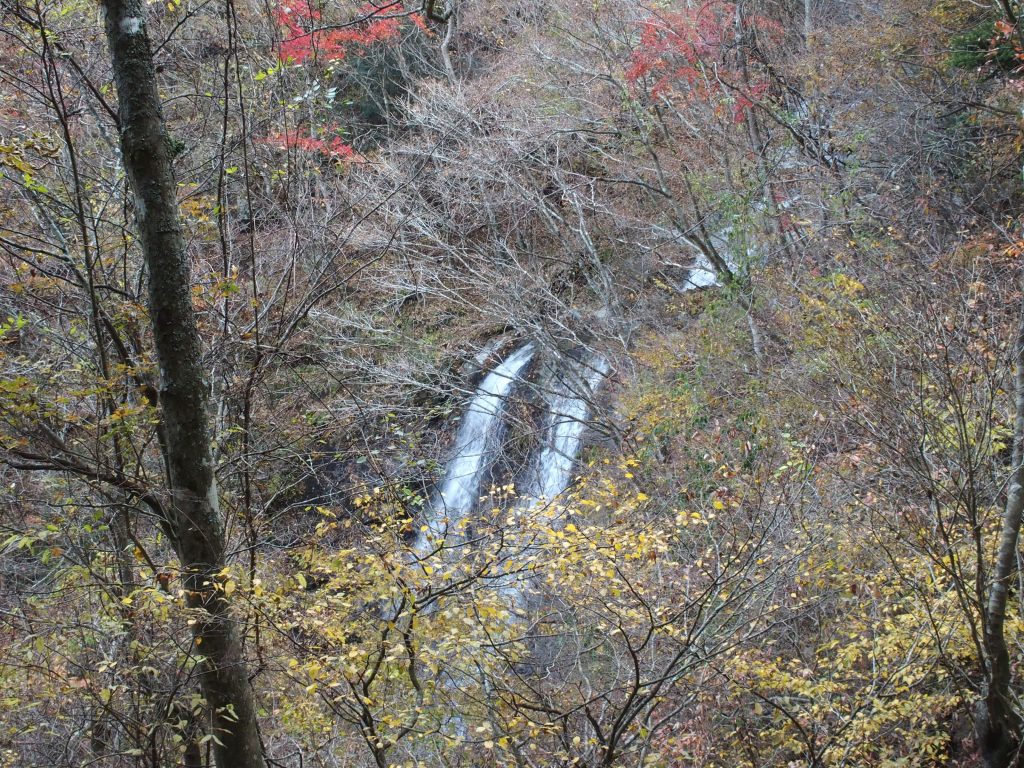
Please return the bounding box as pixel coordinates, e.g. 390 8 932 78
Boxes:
257 127 357 159
624 1 781 123
273 1 424 63
994 19 1015 39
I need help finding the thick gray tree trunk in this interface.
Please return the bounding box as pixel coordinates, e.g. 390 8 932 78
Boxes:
980 302 1024 768
100 2 267 766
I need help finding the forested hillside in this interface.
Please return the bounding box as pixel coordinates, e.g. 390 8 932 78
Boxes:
2 0 1024 765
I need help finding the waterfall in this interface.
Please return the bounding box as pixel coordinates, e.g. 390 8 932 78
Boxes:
409 344 607 723
531 355 609 502
414 342 535 553
408 342 535 737
684 252 719 291
412 343 607 604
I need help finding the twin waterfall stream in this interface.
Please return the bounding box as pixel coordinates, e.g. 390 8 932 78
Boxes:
412 342 607 601
408 249 715 559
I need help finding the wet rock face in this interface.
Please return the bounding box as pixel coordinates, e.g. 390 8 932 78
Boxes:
265 436 436 544
301 451 352 508
492 395 544 497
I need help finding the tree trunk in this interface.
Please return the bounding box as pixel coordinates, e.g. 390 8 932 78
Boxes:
980 300 1024 768
100 2 266 767
440 0 457 84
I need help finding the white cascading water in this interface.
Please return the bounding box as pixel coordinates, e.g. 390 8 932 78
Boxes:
532 355 610 502
413 342 535 553
685 251 719 290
